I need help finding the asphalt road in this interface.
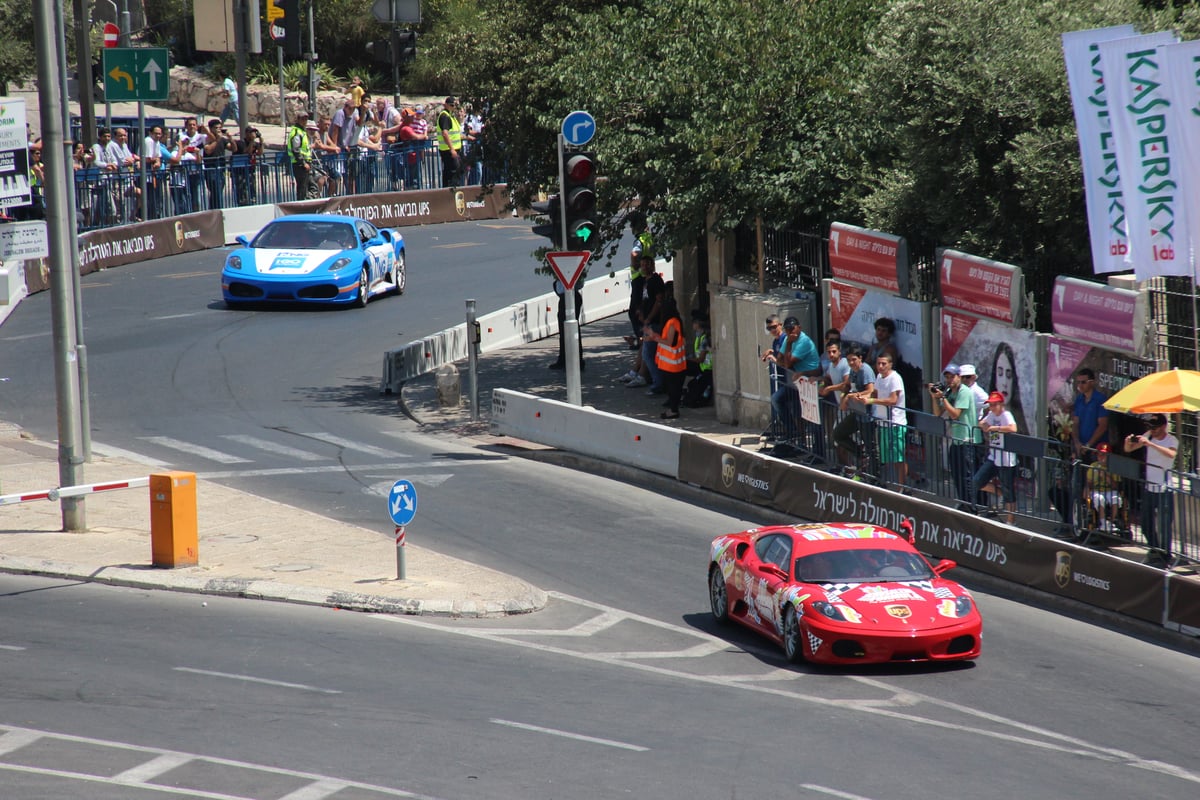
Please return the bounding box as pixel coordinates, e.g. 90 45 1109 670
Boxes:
1 220 1199 798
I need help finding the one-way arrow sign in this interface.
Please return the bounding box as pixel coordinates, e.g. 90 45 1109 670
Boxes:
545 251 591 291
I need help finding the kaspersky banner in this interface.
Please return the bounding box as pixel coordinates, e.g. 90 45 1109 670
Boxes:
1062 26 1137 275
1098 31 1185 281
1160 40 1200 281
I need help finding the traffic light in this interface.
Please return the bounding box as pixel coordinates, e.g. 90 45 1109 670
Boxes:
563 152 597 251
366 39 391 64
270 0 302 58
394 30 418 64
531 194 563 248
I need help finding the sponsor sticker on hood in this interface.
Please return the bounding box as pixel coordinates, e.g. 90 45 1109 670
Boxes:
256 250 339 275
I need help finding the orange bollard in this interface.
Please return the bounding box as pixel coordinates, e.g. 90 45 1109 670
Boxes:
149 472 198 567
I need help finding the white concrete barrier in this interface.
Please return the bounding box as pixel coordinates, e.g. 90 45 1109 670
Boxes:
381 260 673 393
491 389 682 478
222 203 279 244
0 260 29 327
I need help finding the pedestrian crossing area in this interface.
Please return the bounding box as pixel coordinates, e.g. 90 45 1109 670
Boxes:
109 430 418 470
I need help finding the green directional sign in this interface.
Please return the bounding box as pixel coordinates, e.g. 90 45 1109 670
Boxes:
102 47 170 102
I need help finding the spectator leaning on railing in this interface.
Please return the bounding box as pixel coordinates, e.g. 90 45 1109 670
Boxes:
1124 413 1178 559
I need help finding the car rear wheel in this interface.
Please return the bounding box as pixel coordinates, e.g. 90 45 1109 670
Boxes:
709 567 729 623
354 266 369 308
782 607 805 663
393 251 406 295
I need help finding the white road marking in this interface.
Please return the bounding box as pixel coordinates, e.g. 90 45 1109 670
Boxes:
149 311 206 319
275 779 352 800
0 644 26 651
0 728 40 755
490 719 648 752
173 666 342 694
802 785 876 800
111 753 193 783
0 331 51 341
379 593 1200 787
198 459 499 480
139 436 251 464
91 441 172 468
221 434 324 461
296 432 401 458
0 723 441 799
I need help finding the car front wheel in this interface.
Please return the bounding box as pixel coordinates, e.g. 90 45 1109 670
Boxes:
354 266 369 308
709 567 729 623
782 606 805 663
393 251 406 295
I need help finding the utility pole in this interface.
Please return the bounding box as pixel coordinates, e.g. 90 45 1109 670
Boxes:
72 0 96 149
33 0 86 530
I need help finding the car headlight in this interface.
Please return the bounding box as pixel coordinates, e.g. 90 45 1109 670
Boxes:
328 257 353 271
955 596 974 617
226 255 242 270
811 601 848 621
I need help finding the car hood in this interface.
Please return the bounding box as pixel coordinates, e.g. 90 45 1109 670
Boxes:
240 249 346 276
788 580 973 630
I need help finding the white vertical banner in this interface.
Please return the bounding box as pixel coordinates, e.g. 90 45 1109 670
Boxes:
1099 32 1185 281
1062 26 1137 275
1159 40 1200 279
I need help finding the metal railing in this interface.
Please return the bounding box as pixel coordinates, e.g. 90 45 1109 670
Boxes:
72 142 498 232
766 394 1200 566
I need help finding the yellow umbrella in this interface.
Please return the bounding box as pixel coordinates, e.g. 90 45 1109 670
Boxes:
1102 368 1200 414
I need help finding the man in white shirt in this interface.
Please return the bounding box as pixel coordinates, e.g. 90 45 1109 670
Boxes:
1125 413 1178 559
864 352 907 490
960 364 989 418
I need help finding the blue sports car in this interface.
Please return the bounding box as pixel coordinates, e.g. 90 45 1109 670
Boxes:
221 214 406 308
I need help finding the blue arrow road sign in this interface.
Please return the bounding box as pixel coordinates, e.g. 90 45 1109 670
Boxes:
562 110 596 147
388 479 418 526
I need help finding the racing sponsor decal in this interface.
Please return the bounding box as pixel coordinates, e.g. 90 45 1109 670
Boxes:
938 599 959 618
806 631 823 655
857 586 922 604
1054 551 1071 589
720 454 736 489
258 250 333 275
885 604 912 619
837 605 862 624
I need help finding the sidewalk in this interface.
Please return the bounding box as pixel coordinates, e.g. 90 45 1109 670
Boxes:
0 316 762 616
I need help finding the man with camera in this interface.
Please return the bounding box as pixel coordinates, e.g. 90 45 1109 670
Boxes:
202 119 235 210
931 364 980 508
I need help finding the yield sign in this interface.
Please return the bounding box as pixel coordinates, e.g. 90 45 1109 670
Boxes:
546 251 591 290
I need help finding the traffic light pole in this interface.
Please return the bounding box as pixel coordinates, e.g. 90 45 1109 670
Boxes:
558 134 583 406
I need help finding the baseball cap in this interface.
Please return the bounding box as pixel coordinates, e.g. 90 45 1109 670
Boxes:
414 106 425 115
783 316 800 329
444 96 458 106
305 121 318 130
987 391 1006 404
959 364 977 377
1147 413 1168 428
943 364 960 376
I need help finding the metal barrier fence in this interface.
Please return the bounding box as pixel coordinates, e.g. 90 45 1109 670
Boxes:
766 395 1200 566
72 142 496 232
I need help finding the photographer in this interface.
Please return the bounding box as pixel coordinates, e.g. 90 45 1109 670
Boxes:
233 126 264 206
931 364 980 508
202 119 234 209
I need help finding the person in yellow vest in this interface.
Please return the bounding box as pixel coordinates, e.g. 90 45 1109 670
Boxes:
437 96 464 187
683 310 713 407
646 294 687 419
286 113 312 200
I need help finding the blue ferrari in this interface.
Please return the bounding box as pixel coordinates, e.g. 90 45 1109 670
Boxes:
221 214 406 308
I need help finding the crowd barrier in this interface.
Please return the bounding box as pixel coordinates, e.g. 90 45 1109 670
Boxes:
764 396 1200 565
490 388 1200 637
69 143 492 233
380 260 674 392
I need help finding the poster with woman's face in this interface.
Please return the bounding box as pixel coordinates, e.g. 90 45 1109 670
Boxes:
940 311 1036 436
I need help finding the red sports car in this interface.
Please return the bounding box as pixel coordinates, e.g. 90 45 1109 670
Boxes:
708 522 981 665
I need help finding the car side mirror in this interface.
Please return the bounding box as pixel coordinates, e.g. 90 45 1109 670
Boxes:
932 558 957 575
757 562 787 580
236 235 249 247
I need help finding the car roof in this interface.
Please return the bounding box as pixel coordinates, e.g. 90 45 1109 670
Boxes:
752 523 909 549
271 214 362 224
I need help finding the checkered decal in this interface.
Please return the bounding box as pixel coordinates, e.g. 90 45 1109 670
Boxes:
818 582 855 600
807 631 823 655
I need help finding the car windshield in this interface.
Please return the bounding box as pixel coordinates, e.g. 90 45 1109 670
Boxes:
253 220 358 251
795 549 932 583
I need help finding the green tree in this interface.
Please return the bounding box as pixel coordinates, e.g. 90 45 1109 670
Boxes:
0 2 46 91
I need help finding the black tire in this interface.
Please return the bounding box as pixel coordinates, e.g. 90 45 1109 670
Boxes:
709 567 729 623
354 265 369 308
782 606 805 663
393 250 406 295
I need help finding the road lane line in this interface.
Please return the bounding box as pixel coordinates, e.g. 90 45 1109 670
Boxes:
490 719 648 752
221 434 325 461
275 779 352 800
111 753 193 783
173 667 342 694
139 436 251 464
0 728 40 755
802 785 875 800
295 432 402 459
0 644 26 651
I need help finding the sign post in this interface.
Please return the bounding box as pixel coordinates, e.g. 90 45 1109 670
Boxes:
387 479 418 580
546 251 591 406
